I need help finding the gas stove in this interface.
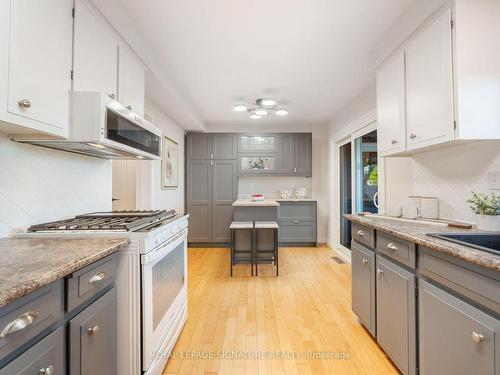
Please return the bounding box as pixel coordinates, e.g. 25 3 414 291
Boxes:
27 210 178 233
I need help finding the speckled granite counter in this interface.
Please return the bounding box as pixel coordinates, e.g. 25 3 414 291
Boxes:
233 199 280 207
0 238 129 308
345 214 500 272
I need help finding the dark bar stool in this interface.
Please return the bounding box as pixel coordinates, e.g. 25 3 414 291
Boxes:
229 221 254 276
254 221 279 276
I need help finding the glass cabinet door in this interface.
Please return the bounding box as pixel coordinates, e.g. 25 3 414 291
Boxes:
239 135 278 151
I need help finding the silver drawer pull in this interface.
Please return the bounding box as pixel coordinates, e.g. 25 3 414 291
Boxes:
18 99 31 108
362 258 368 264
88 325 99 336
0 310 39 338
293 220 300 224
89 271 107 285
471 331 485 344
356 230 365 236
377 269 384 276
39 365 54 375
386 242 398 251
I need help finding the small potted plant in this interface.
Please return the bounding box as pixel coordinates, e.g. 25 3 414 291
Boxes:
466 191 500 231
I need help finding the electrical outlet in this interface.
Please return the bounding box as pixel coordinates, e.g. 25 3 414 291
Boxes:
487 171 500 190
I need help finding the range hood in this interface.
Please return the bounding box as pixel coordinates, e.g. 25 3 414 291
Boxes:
14 92 162 160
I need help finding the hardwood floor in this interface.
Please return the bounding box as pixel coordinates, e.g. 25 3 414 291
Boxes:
162 246 398 375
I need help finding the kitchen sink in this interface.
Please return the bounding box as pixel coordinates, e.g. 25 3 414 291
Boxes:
428 233 500 256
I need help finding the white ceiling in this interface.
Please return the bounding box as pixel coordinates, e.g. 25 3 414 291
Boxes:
115 0 414 130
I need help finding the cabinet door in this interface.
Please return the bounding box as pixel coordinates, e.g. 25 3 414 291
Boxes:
351 242 376 336
69 288 117 375
186 160 212 242
419 280 499 375
212 160 237 242
6 0 72 134
73 0 118 98
278 134 295 174
186 133 212 160
295 133 312 176
212 134 237 159
118 45 145 116
0 327 64 375
376 52 406 155
238 134 280 152
376 256 416 375
405 10 454 150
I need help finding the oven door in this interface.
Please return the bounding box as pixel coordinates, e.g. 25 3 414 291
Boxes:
141 228 188 372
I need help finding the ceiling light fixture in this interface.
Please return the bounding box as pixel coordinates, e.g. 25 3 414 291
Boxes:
233 104 247 112
234 98 288 119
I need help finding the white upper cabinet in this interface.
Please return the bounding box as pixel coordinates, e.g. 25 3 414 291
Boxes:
73 0 118 99
376 52 406 156
0 0 72 137
405 9 454 150
377 1 500 156
118 45 146 116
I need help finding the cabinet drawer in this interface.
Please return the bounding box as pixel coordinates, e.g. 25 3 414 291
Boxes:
66 254 117 312
0 327 64 375
278 221 316 243
0 281 63 360
351 242 376 336
377 233 416 269
419 280 500 375
351 223 375 249
278 202 316 221
419 248 500 314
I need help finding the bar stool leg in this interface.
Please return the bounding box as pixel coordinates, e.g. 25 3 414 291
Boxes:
230 228 234 277
275 228 279 276
254 225 258 277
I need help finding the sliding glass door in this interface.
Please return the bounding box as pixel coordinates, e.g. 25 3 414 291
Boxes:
337 126 378 253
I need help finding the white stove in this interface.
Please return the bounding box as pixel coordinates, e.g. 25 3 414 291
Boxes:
19 210 190 375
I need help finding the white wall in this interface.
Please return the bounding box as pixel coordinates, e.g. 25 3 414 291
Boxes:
142 99 186 214
408 141 500 223
238 177 312 199
0 134 111 237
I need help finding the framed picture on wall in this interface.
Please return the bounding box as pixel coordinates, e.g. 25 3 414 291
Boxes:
162 136 179 189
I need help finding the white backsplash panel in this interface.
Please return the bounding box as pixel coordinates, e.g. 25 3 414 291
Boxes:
410 141 500 223
0 135 111 237
238 176 312 199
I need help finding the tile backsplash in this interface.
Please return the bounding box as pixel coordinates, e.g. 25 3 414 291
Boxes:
0 135 111 237
410 141 500 223
238 176 312 198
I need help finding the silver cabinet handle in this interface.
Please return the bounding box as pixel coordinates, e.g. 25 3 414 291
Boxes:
294 167 297 173
356 230 365 236
409 133 416 140
39 365 54 375
89 271 107 285
108 93 116 100
0 310 39 338
293 220 300 224
210 153 213 160
362 258 368 264
386 242 398 251
87 325 99 336
18 99 31 108
471 331 485 344
391 139 398 144
377 269 384 276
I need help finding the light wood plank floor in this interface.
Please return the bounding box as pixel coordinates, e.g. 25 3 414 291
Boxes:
162 246 399 375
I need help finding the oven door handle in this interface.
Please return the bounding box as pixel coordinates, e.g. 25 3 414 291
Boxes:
142 229 187 265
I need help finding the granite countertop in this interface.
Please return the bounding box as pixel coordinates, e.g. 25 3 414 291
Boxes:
233 199 280 207
345 214 500 272
0 238 129 308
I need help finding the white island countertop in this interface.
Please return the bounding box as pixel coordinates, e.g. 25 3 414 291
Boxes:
232 199 280 207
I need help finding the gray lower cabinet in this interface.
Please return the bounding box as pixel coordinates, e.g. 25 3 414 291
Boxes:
376 256 416 375
0 327 64 375
351 242 376 336
278 201 317 244
419 280 500 375
212 160 237 242
69 287 117 375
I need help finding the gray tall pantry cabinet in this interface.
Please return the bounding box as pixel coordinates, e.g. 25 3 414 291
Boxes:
186 133 237 244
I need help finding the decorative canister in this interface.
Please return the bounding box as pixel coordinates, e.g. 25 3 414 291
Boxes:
280 188 292 199
295 187 307 199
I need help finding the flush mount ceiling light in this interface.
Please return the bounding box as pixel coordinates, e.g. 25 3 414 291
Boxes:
233 98 288 119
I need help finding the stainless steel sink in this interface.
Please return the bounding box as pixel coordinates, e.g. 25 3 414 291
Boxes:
428 233 500 256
